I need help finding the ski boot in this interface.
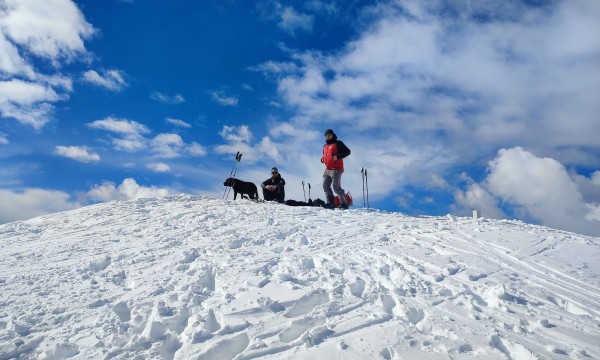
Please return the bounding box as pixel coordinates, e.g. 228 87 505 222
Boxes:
323 195 335 209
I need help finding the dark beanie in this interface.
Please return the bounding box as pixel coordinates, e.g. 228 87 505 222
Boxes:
324 129 335 136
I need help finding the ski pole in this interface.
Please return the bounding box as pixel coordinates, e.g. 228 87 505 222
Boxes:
361 167 366 208
302 181 306 202
224 152 242 200
365 168 369 208
223 151 240 199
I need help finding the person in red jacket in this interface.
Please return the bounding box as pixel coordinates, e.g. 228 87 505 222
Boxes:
321 129 351 209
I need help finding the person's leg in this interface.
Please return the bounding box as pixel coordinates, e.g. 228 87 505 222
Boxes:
332 170 347 206
263 189 276 201
323 171 334 204
276 187 285 203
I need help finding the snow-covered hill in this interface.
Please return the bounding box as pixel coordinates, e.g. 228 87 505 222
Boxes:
1 195 599 359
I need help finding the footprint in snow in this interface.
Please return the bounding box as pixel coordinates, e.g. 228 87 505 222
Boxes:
284 289 330 318
468 273 488 281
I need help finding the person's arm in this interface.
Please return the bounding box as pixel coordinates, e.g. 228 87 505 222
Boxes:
336 141 351 159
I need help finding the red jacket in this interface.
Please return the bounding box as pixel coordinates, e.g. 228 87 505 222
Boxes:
322 140 351 171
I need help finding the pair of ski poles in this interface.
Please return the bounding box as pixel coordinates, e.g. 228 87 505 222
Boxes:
223 151 242 200
302 181 311 202
361 167 369 208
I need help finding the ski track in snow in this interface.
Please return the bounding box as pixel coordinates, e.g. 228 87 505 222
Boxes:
0 195 599 359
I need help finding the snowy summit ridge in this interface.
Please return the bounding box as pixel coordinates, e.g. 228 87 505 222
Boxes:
1 195 599 359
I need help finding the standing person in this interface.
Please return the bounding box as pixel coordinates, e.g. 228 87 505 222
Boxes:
321 129 351 209
261 167 286 203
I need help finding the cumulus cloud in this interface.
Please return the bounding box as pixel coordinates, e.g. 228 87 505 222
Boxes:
248 0 600 233
150 92 185 104
0 0 94 62
215 125 285 163
0 0 94 128
0 31 35 77
215 125 254 158
261 0 600 157
86 178 173 202
220 125 252 143
87 118 207 160
149 133 207 159
455 147 600 236
0 178 177 224
0 188 81 224
55 145 100 163
151 133 185 159
0 79 63 129
82 69 128 91
0 133 8 145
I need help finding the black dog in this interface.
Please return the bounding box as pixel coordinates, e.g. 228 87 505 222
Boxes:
223 177 259 200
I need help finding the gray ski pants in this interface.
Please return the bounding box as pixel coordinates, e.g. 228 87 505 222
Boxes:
323 169 346 204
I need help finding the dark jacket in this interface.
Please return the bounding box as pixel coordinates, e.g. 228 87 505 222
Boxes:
321 133 351 171
261 174 286 189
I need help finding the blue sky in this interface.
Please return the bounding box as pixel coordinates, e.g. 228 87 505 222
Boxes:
1 0 599 236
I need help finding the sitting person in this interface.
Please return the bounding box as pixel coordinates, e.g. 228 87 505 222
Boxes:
261 167 286 203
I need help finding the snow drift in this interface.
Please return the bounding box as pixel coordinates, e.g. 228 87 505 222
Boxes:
0 195 599 359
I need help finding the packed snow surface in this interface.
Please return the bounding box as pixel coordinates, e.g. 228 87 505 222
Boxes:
1 195 599 359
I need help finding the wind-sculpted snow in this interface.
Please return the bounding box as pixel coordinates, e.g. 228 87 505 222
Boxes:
0 195 599 359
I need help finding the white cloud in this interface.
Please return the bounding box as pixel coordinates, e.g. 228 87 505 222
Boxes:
147 163 171 173
82 69 128 91
0 188 81 224
87 117 150 135
0 178 175 224
219 125 252 143
0 79 61 105
257 136 281 162
111 137 147 152
54 145 100 163
257 2 314 35
0 0 94 128
456 147 600 236
0 0 95 62
87 117 150 151
0 133 9 145
151 133 185 159
249 0 600 229
187 142 207 157
150 92 185 104
263 0 600 156
278 7 314 35
249 60 299 75
215 125 255 160
0 31 35 77
86 178 173 202
87 118 207 159
0 79 62 129
215 125 286 164
211 91 238 106
165 117 191 128
453 177 506 220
